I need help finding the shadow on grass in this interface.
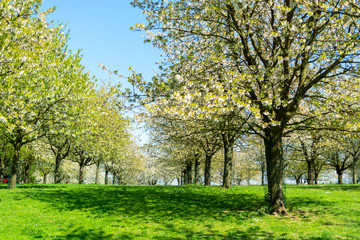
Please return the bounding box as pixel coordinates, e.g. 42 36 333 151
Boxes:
20 185 265 223
61 227 114 240
31 227 114 240
150 225 285 240
303 184 360 192
0 184 67 189
79 224 289 240
18 184 67 189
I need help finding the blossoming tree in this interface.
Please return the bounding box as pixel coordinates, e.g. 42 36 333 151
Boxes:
130 0 360 214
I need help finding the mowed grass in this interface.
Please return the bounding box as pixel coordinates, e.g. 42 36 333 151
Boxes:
0 184 359 239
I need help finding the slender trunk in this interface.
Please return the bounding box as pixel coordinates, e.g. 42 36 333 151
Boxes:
23 165 29 184
105 170 109 185
0 158 3 181
54 155 62 184
43 173 47 184
353 159 357 184
314 172 319 184
183 169 188 185
10 143 22 189
261 165 265 185
0 158 4 183
117 176 122 185
194 153 200 185
78 163 85 184
177 177 180 185
186 161 193 184
295 175 301 185
95 162 100 184
204 153 212 186
222 134 234 189
264 127 288 215
337 172 343 184
307 160 314 185
112 173 116 185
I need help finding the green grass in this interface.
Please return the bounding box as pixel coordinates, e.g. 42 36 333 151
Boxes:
0 184 359 239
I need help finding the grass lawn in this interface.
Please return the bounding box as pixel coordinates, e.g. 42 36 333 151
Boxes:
0 184 359 239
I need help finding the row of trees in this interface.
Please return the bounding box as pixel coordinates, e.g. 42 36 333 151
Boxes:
143 125 359 185
2 0 360 217
124 0 360 215
0 0 139 188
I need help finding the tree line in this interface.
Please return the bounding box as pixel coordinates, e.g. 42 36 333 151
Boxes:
0 0 140 188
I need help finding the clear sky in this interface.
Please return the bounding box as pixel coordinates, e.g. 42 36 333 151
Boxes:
40 0 161 86
40 0 160 144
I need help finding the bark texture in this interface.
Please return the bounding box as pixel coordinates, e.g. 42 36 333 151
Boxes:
222 133 235 189
204 153 212 186
264 127 288 215
194 153 200 185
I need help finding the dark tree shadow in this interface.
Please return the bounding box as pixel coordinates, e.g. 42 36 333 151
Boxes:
303 185 360 192
32 227 114 240
0 184 67 189
20 185 265 223
18 184 67 189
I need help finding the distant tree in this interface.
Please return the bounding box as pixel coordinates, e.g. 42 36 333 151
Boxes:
37 157 54 184
327 150 352 185
297 132 324 185
344 134 360 184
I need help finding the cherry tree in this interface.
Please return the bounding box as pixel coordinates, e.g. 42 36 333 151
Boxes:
0 0 94 188
131 0 360 214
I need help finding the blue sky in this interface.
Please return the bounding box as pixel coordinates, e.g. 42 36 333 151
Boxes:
40 0 159 144
40 0 161 87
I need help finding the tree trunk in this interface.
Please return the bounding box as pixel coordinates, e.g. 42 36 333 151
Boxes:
337 172 343 184
23 162 30 184
194 153 200 185
222 134 235 189
183 169 188 185
78 163 85 184
118 175 122 185
264 127 288 215
353 159 358 184
307 159 314 185
0 158 4 183
43 173 47 184
9 143 22 189
261 164 265 185
186 161 193 184
54 155 62 184
204 153 212 186
314 172 319 184
112 173 116 185
105 170 109 185
95 162 100 184
177 177 180 185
